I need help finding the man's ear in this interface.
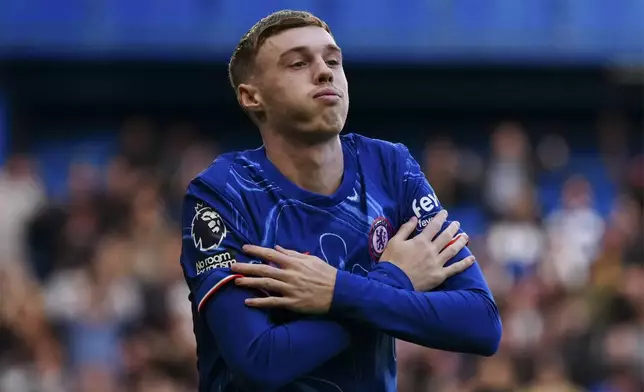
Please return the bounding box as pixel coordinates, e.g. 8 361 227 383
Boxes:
238 83 263 113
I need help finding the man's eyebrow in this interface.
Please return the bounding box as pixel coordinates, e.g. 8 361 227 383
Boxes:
279 46 308 60
279 44 342 60
325 44 342 54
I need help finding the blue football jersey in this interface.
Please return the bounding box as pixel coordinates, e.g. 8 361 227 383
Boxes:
180 134 454 392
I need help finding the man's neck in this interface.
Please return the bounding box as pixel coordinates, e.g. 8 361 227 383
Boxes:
263 133 344 196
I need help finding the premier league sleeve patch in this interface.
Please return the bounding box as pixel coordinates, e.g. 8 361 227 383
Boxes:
191 205 227 252
369 216 393 260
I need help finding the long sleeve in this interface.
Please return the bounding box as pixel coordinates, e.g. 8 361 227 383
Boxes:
205 283 351 392
331 261 502 356
327 142 503 356
182 182 352 391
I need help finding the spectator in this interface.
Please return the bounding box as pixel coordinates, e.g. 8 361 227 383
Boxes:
545 175 605 290
484 122 534 219
0 154 45 267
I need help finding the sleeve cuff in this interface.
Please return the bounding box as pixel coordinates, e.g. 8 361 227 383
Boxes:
369 262 414 290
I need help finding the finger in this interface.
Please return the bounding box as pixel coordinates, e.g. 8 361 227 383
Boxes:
433 221 461 251
235 277 290 293
438 233 469 265
391 216 418 241
442 256 476 277
230 262 289 280
245 296 292 309
275 245 307 258
417 210 448 241
242 245 294 267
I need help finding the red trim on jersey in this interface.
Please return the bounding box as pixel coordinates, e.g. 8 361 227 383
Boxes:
197 274 244 312
441 233 468 252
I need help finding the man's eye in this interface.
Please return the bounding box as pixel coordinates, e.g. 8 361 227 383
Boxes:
290 61 307 68
326 59 340 66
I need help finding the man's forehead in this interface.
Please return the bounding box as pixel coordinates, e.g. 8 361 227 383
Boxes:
258 26 338 59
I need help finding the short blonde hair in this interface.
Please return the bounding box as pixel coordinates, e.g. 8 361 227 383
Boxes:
227 10 331 91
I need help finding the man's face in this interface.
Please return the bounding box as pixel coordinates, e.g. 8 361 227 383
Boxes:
245 26 349 142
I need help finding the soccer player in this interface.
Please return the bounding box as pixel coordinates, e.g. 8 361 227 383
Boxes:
180 10 502 392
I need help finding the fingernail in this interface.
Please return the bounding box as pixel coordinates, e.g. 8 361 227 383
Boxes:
455 221 460 229
242 245 249 251
442 210 448 217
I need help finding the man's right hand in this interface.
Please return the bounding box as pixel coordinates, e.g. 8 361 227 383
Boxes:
379 210 474 292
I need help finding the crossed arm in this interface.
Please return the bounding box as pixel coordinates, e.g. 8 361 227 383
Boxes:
202 253 417 391
187 146 502 391
203 218 501 391
232 216 501 353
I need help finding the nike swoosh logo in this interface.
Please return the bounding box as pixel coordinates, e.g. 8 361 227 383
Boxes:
348 188 359 202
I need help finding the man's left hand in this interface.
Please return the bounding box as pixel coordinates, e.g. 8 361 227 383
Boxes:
231 245 337 314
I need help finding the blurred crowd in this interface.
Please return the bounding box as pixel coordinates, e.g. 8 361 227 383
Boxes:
398 121 643 392
0 117 642 392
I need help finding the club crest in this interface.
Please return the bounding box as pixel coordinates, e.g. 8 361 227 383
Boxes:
369 217 393 260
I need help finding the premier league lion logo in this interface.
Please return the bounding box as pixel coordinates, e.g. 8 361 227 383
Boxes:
191 206 227 252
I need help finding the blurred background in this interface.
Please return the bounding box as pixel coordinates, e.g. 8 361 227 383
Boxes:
0 1 643 391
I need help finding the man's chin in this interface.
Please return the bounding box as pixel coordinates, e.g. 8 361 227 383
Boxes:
300 126 343 145
285 119 343 144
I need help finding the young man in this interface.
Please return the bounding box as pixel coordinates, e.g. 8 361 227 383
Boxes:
180 10 502 392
